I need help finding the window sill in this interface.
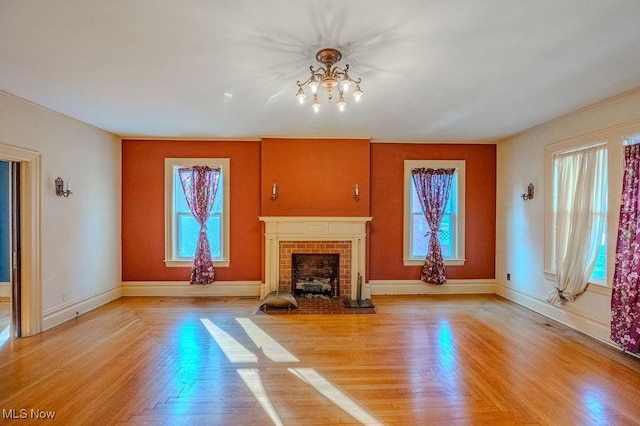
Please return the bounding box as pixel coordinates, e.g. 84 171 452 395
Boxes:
543 270 610 293
165 260 230 268
403 258 466 266
588 277 608 287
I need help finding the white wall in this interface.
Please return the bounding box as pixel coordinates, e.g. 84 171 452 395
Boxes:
0 91 121 330
0 282 8 297
496 88 640 345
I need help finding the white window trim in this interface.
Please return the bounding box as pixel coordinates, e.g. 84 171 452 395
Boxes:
544 141 607 286
164 158 230 268
403 160 466 266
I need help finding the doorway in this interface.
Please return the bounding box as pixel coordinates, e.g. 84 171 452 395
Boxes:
0 160 16 342
0 144 41 339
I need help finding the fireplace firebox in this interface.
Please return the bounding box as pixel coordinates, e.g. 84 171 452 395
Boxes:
291 253 339 297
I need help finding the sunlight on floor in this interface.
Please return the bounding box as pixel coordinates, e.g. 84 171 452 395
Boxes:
436 320 455 371
237 368 284 426
236 317 299 363
201 317 383 426
289 368 384 426
0 325 9 348
200 318 258 363
583 387 607 425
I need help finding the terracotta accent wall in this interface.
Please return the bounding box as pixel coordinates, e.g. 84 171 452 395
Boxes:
369 143 496 280
122 139 262 281
122 138 494 284
261 138 370 217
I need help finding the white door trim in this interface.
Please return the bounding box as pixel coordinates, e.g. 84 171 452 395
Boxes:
0 143 41 336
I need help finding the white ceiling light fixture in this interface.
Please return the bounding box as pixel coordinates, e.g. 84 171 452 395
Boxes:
296 48 363 113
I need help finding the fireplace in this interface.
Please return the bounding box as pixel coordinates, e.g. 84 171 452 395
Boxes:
259 216 372 301
292 253 339 297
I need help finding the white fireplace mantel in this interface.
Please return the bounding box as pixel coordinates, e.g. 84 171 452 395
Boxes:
259 216 372 299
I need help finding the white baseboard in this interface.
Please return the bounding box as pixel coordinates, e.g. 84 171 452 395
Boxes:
0 281 9 298
43 286 122 331
121 281 262 297
369 279 496 295
493 281 615 347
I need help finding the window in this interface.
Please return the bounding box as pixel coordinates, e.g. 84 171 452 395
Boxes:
403 160 466 266
590 220 607 282
625 133 640 146
165 158 230 267
547 144 607 285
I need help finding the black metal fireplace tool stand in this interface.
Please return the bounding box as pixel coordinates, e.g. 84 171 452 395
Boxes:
348 273 374 308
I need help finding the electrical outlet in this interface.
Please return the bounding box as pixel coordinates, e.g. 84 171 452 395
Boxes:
507 273 511 281
62 292 68 302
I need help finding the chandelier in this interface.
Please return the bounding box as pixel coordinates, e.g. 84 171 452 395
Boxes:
296 48 363 113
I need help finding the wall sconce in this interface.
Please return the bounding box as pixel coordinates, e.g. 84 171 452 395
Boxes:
354 184 360 201
55 177 72 197
271 182 278 200
521 183 534 201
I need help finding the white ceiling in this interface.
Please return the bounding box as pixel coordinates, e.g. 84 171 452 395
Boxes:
1 1 639 141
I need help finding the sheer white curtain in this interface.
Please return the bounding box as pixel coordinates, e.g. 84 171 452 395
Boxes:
547 144 607 304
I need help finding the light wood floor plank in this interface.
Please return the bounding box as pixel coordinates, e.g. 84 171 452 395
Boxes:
0 294 639 425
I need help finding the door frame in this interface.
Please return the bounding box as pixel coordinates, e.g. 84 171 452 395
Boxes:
0 143 41 336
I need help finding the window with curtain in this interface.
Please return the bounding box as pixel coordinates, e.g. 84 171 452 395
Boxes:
546 143 607 303
403 160 466 266
164 158 230 267
611 132 640 352
549 144 608 284
409 174 457 259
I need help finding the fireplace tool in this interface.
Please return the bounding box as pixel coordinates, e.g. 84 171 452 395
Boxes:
348 273 374 308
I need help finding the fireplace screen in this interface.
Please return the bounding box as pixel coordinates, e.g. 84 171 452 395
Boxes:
291 253 339 297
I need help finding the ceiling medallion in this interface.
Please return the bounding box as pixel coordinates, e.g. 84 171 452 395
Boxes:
296 48 363 113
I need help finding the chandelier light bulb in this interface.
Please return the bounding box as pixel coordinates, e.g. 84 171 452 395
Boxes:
296 87 306 104
309 79 319 94
353 83 363 102
341 79 351 93
312 94 321 113
337 93 346 112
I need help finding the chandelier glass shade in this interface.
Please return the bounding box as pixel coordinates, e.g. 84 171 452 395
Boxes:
296 48 362 113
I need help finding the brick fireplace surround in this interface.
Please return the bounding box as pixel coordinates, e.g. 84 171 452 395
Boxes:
259 217 372 301
280 241 351 297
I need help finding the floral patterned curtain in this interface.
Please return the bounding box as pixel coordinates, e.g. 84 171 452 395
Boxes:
178 166 221 285
611 143 640 352
412 168 455 285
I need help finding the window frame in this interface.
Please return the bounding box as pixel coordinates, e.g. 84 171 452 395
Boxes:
403 159 466 266
624 133 640 147
544 142 607 286
164 158 230 268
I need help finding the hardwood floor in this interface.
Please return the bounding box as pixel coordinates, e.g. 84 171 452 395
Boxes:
0 294 639 425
